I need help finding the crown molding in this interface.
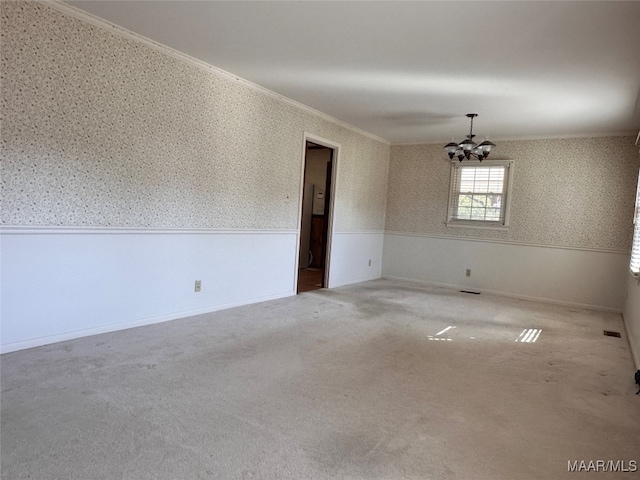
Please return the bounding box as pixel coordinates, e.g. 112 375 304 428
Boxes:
392 131 639 147
36 0 390 146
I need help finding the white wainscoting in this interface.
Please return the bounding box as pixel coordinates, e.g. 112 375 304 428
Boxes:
1 227 298 353
383 232 629 312
623 274 640 369
328 232 384 288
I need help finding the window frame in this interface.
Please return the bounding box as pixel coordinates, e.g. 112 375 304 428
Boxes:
446 160 514 230
630 167 640 277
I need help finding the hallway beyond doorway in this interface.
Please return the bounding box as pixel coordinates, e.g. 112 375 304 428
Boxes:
297 268 324 293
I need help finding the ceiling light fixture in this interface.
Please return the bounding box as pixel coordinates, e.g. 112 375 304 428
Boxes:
444 114 496 162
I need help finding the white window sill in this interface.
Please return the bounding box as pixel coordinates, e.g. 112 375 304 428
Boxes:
446 221 510 231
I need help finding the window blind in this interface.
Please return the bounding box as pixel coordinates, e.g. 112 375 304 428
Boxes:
631 170 640 275
448 164 509 224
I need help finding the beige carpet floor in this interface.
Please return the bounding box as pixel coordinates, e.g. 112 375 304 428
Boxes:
1 279 638 480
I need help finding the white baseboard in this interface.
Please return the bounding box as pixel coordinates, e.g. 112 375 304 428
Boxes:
382 275 623 314
1 290 295 354
331 275 384 289
382 233 628 312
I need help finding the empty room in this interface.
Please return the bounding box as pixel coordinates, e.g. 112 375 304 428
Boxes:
2 1 640 479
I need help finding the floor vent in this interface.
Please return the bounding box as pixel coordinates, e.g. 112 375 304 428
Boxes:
603 330 621 338
460 290 481 295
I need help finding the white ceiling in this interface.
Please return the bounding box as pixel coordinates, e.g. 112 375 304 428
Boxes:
66 1 640 144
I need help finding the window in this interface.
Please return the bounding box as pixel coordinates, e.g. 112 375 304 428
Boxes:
631 169 640 276
447 161 512 228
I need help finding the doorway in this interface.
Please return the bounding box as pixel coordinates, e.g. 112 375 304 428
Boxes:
297 138 336 293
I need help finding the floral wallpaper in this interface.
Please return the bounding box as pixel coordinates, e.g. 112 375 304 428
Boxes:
385 137 640 251
0 1 390 232
4 0 634 249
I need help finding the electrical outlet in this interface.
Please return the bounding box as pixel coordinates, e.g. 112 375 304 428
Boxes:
194 280 201 292
465 269 471 277
368 259 372 266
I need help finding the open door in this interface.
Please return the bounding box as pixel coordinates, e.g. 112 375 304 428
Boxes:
296 137 337 293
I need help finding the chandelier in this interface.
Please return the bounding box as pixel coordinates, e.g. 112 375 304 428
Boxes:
444 114 496 162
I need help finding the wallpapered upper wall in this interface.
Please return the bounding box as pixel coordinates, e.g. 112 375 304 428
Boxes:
386 138 639 251
0 2 390 231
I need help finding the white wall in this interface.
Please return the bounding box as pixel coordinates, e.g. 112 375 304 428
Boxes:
383 233 629 312
0 228 297 353
624 275 640 369
328 232 384 288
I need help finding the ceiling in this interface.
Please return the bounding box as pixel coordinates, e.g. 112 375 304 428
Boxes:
66 1 640 144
